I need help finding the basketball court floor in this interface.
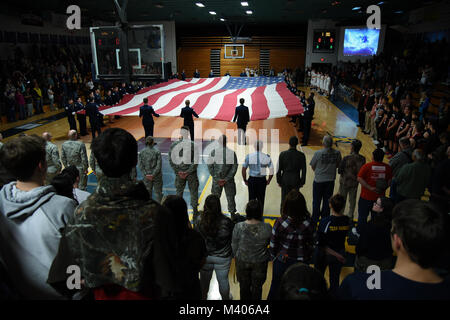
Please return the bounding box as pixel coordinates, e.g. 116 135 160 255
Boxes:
1 86 381 299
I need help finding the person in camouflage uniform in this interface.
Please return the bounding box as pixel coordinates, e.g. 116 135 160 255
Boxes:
61 130 88 190
138 136 163 203
89 148 104 184
42 132 62 185
207 135 239 220
169 126 200 218
47 128 178 299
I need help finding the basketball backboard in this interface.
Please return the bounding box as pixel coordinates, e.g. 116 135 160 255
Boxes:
90 24 165 81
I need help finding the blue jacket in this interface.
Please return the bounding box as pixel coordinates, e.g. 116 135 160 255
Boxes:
139 104 160 125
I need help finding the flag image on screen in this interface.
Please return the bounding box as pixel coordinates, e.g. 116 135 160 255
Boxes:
343 28 380 56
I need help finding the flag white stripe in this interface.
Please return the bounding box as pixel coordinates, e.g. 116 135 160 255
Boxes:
162 76 230 117
101 80 187 115
152 78 216 112
198 89 239 119
236 87 257 120
264 83 288 119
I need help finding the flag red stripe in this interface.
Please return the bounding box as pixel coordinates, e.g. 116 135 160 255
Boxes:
213 88 247 121
155 77 222 115
250 86 270 121
190 89 227 115
105 79 209 116
275 82 303 115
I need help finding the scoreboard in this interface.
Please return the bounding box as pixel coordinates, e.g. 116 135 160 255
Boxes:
312 30 336 53
91 28 122 76
90 25 165 80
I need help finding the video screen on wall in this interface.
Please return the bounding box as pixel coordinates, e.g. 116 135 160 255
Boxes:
343 28 380 56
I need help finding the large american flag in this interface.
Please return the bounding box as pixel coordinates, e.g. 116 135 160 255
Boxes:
99 76 303 121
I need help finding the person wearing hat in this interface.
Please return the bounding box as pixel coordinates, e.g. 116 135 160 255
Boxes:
138 136 163 203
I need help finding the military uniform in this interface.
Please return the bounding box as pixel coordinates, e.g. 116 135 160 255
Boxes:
233 104 250 145
85 101 102 139
180 106 199 141
45 141 62 185
47 174 178 298
139 104 160 138
94 92 105 127
74 101 88 136
111 90 120 104
138 145 163 203
65 102 77 131
130 167 137 181
169 138 199 216
104 94 114 106
89 152 104 184
207 141 238 215
61 140 88 190
302 98 314 145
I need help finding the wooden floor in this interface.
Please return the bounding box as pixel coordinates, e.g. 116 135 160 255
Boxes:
2 87 379 300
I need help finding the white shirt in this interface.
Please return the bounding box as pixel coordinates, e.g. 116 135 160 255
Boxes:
74 188 91 204
243 151 274 178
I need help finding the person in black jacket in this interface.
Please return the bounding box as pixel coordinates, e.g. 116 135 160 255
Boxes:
74 97 88 136
232 98 250 145
301 93 315 146
313 194 350 296
64 98 77 132
276 136 307 208
162 195 207 300
354 196 394 273
357 90 367 130
194 195 234 300
93 89 105 127
193 69 200 78
139 98 160 138
180 100 199 141
85 98 102 140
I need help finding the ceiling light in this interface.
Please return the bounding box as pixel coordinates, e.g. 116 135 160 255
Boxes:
209 11 217 15
377 1 385 4
352 6 361 10
246 10 253 14
220 18 225 21
195 2 205 7
241 1 249 6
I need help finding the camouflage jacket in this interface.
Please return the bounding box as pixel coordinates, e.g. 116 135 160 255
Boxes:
206 142 238 181
45 141 62 174
89 152 103 178
169 138 198 175
138 146 162 177
61 140 88 170
338 153 366 188
47 174 177 297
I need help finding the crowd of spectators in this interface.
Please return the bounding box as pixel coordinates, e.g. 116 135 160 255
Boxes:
0 45 94 123
0 39 449 302
0 127 448 301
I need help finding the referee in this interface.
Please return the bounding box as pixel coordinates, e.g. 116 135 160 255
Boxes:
242 140 274 212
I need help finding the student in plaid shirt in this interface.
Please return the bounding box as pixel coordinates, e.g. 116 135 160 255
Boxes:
267 190 314 300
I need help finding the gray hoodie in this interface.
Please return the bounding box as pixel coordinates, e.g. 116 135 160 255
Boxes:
0 182 76 299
